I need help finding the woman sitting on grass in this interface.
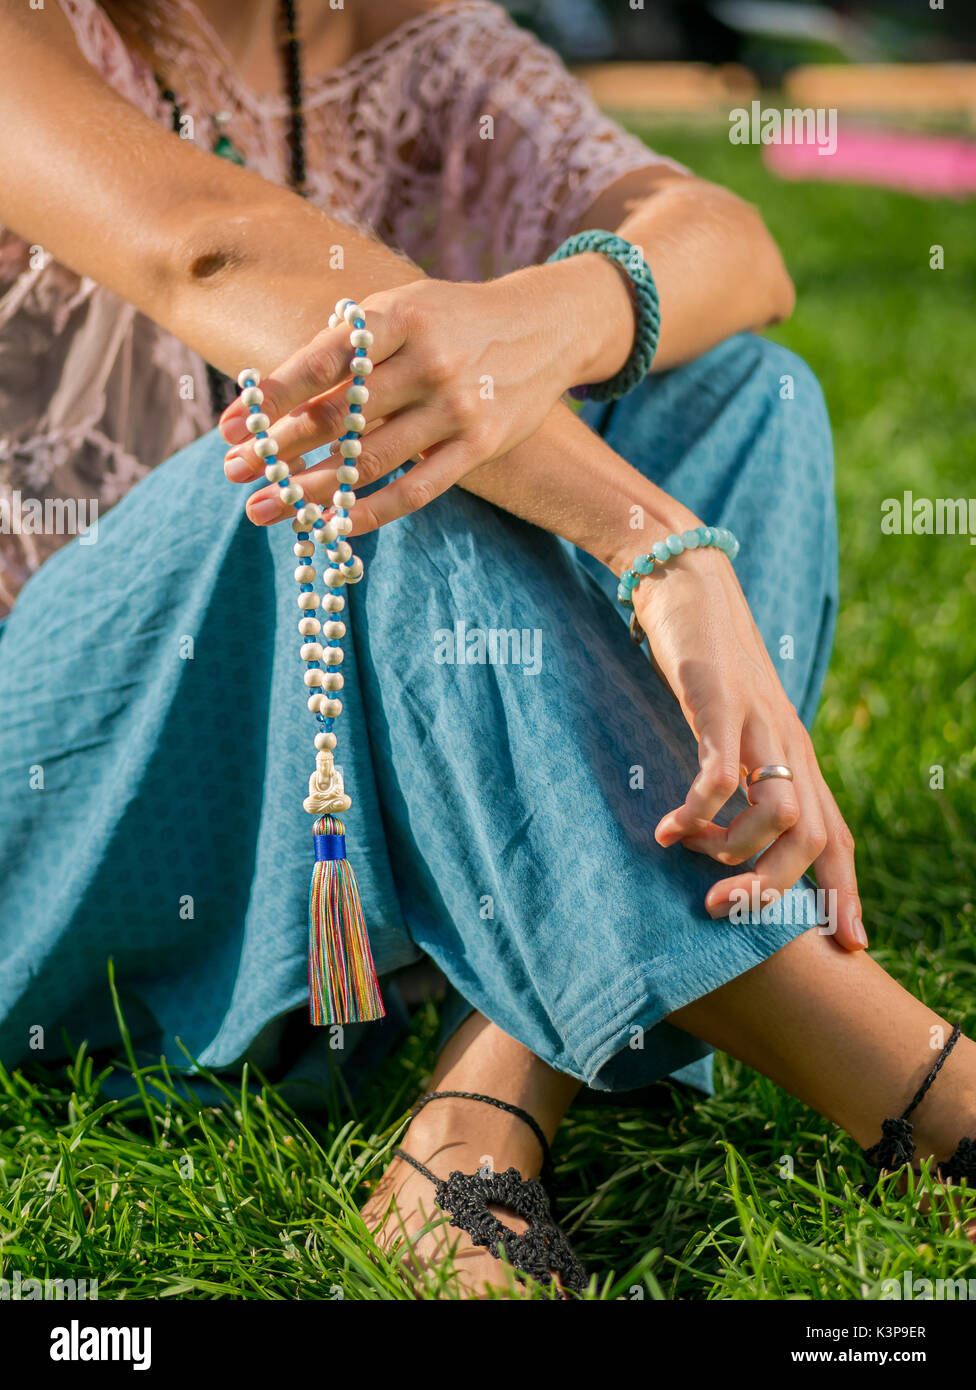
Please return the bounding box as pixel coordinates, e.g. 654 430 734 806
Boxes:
0 0 973 1297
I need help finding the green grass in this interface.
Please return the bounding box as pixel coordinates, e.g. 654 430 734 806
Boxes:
2 125 975 1301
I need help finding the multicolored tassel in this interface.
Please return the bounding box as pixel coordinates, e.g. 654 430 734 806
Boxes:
237 298 385 1028
308 814 384 1025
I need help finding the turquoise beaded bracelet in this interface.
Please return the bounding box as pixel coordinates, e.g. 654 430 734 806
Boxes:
618 525 740 644
546 229 660 401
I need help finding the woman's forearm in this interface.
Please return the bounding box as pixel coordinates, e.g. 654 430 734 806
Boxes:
551 173 796 383
0 6 427 380
459 400 701 580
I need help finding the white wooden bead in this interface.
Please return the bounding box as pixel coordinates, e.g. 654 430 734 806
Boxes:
323 698 343 717
336 466 359 486
316 521 339 544
323 646 344 665
324 568 346 587
346 384 369 405
298 617 321 636
254 437 278 458
350 329 373 349
291 518 309 533
298 592 320 610
240 386 264 407
322 620 346 640
351 356 373 375
335 297 355 319
339 439 362 458
322 593 345 613
342 558 364 583
307 692 327 713
300 642 324 662
280 484 303 505
294 564 316 584
246 412 271 434
314 732 337 751
329 540 352 563
266 462 290 483
328 313 340 329
304 668 324 688
343 303 361 326
294 541 315 558
334 489 355 510
333 515 353 535
297 503 321 526
237 368 260 388
323 672 344 692
343 413 365 433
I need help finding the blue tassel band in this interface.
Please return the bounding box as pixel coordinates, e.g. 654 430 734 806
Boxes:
314 833 347 862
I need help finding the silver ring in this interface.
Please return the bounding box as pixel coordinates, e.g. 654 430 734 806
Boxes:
746 764 794 787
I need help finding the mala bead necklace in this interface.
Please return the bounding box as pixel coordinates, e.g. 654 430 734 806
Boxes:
235 297 384 1026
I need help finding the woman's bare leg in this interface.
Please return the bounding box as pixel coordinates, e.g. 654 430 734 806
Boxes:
362 1011 581 1297
668 927 976 1162
365 930 976 1295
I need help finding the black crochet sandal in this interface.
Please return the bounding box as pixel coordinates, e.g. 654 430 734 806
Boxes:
392 1089 589 1296
864 1024 976 1182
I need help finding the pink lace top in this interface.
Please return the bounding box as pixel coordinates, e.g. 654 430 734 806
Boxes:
0 0 679 616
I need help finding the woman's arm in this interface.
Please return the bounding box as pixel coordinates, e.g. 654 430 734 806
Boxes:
0 5 423 375
559 164 797 379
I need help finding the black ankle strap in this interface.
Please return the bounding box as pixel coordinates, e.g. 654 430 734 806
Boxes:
865 1024 963 1172
394 1090 557 1196
898 1025 961 1122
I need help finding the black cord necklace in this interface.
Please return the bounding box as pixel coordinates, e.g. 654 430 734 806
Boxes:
157 0 308 417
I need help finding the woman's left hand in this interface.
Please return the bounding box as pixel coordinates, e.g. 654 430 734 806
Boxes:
631 547 865 950
219 264 632 528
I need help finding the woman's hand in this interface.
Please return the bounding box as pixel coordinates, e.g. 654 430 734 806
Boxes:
219 261 635 528
634 548 866 951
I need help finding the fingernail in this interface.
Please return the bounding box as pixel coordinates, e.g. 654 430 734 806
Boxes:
248 496 285 524
706 899 727 920
851 916 868 948
220 419 248 445
224 454 252 482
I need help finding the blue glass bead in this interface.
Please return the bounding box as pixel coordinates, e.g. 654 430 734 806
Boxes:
633 554 655 575
666 533 685 556
652 541 670 563
277 478 289 487
300 584 313 593
681 529 700 549
619 570 638 591
297 532 310 541
697 526 712 546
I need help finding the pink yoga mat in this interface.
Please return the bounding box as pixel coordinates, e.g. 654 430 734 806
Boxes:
763 126 976 198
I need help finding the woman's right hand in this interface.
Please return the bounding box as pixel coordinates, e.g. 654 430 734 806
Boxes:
218 261 635 531
632 546 866 951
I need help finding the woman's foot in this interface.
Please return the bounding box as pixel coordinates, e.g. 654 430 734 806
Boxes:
361 1016 581 1299
363 1099 549 1297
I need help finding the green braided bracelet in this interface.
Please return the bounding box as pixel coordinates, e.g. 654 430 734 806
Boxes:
546 229 660 401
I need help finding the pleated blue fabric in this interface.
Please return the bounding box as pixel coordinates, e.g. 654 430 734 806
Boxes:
0 333 837 1093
